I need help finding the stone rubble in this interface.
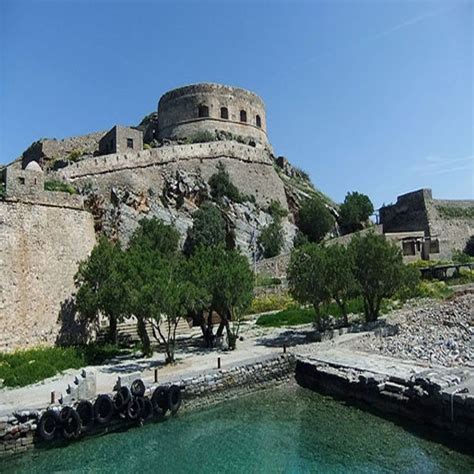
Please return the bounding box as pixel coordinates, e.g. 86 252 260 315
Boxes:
358 294 474 367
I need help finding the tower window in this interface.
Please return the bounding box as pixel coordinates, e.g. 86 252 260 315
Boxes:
127 138 134 148
240 110 247 122
256 115 261 128
198 105 209 118
220 107 229 119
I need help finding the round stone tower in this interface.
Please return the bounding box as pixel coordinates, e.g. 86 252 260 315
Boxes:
157 83 268 146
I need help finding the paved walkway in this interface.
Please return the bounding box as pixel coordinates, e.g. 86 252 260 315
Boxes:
1 316 473 416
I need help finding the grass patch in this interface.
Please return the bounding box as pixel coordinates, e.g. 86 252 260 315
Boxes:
256 307 314 327
436 206 474 219
0 344 123 388
255 275 282 287
44 179 76 194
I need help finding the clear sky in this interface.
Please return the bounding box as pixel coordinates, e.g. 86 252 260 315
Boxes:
1 0 472 208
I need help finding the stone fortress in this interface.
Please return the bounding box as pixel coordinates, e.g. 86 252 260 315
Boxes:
1 82 473 352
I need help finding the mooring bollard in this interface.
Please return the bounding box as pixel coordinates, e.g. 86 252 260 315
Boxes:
217 357 221 369
154 368 158 383
50 391 55 404
283 344 287 354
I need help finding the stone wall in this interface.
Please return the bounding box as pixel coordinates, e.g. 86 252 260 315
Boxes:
98 126 143 156
157 83 268 147
56 141 287 210
295 358 474 444
21 131 106 168
0 199 96 351
0 354 296 458
380 189 473 260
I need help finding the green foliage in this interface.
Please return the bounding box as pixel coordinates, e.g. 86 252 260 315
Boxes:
339 192 374 234
437 206 474 219
395 264 422 300
208 162 242 203
66 149 84 162
452 249 473 264
258 219 284 258
128 217 180 257
44 180 76 194
0 182 5 199
254 275 282 287
412 280 453 299
143 143 152 150
184 202 227 255
349 232 406 322
287 243 331 330
185 130 216 144
323 244 358 325
293 231 309 248
266 200 288 219
0 344 123 387
247 294 295 314
465 236 474 257
75 237 128 344
297 197 334 243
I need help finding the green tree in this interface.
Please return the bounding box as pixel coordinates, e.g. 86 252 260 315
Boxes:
287 243 331 331
339 192 374 234
208 162 241 203
298 197 334 243
184 202 227 255
258 219 284 258
187 246 253 349
464 235 474 257
75 237 127 344
324 244 357 325
349 232 406 322
125 218 181 356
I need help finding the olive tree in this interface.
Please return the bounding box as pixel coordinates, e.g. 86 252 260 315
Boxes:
349 232 406 322
287 243 331 331
75 236 127 345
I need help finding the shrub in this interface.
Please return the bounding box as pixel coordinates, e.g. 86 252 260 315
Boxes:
297 197 334 243
465 236 474 257
247 294 295 314
258 219 284 258
208 162 242 203
67 149 84 162
452 250 473 264
266 200 288 219
186 130 215 144
338 191 374 234
44 180 76 194
143 143 152 150
437 206 474 219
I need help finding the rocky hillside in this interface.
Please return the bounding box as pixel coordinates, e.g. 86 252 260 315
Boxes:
15 135 336 260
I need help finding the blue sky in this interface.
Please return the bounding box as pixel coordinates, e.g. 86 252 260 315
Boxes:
1 0 472 208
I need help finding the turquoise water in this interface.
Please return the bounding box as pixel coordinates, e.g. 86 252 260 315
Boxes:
3 385 474 473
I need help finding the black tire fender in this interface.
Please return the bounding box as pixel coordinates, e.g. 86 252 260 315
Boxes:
94 394 114 425
61 408 82 440
59 406 73 426
140 396 154 421
131 379 146 398
37 410 60 442
168 385 182 413
126 397 141 421
151 386 169 417
75 400 94 432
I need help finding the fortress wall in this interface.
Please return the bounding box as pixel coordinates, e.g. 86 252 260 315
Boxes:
57 141 287 209
157 83 268 145
0 201 96 352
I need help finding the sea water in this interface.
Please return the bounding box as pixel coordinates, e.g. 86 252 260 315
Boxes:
3 384 473 473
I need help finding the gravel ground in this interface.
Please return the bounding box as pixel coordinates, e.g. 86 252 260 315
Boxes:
355 294 474 367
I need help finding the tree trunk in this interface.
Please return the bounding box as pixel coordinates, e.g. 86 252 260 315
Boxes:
313 303 323 331
137 317 151 356
108 314 118 345
335 298 348 326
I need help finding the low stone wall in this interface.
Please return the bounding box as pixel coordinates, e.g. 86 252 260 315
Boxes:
0 354 296 458
295 358 474 444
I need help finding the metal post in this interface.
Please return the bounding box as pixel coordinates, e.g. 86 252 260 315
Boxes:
154 368 158 383
50 391 55 404
217 357 221 369
283 344 287 354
